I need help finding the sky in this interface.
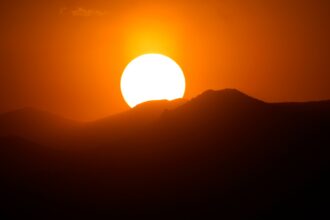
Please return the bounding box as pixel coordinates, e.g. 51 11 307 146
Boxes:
0 0 329 121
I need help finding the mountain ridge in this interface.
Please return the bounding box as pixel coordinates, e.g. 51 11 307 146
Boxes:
0 88 329 218
1 88 330 147
1 88 330 123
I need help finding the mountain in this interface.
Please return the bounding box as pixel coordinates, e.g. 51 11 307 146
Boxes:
0 108 81 146
0 89 329 218
83 98 187 139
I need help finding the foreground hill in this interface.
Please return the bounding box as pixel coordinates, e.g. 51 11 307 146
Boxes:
0 108 81 146
0 99 186 147
0 89 329 218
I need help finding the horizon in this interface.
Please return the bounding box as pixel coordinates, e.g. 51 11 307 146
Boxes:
1 88 330 122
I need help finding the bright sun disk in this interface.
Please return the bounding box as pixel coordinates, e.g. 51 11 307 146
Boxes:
121 54 186 108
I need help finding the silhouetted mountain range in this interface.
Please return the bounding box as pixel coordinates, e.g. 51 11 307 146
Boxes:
0 108 80 147
0 89 329 218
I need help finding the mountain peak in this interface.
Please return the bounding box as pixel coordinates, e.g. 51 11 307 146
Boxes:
190 88 264 107
199 88 258 100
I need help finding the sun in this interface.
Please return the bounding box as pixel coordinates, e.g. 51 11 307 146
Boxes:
121 54 186 108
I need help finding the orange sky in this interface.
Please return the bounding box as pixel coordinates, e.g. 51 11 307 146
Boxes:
1 0 330 121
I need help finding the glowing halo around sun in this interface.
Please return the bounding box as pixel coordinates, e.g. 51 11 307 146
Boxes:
121 54 186 108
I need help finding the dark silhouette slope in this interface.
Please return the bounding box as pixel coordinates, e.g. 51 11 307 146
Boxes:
0 89 329 218
66 98 187 148
0 108 81 146
85 98 186 137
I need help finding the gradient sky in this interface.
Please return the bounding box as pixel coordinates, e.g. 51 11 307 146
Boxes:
1 0 329 120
